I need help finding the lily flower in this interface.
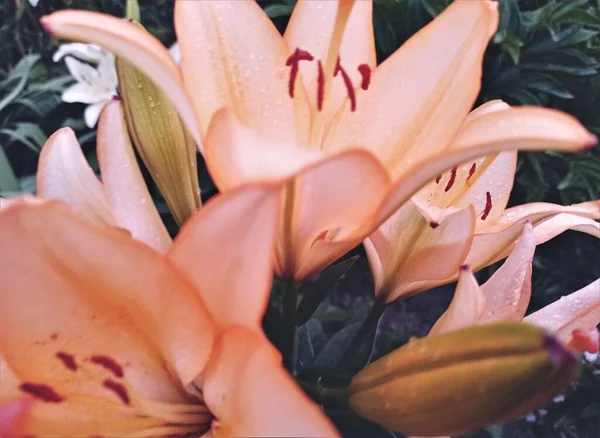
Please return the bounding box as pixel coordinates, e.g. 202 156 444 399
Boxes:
429 222 600 354
32 98 172 253
54 40 181 128
366 100 600 303
53 42 118 128
41 0 597 280
0 184 339 437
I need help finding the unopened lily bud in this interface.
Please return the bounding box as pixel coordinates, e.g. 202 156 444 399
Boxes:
348 322 580 437
116 22 201 225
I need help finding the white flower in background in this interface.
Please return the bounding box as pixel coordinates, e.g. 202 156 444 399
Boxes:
28 0 40 6
584 351 599 362
169 42 180 64
53 43 118 128
54 42 181 128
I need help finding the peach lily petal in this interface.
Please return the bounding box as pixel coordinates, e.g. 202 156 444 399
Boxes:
290 149 391 279
525 279 600 344
40 11 202 147
365 203 476 303
430 223 534 335
376 110 595 225
174 0 311 143
0 399 31 436
324 0 499 176
478 222 535 323
204 110 321 191
445 152 517 225
97 100 172 253
37 128 115 226
0 201 214 398
428 267 485 336
284 0 375 124
493 213 600 261
202 327 339 438
466 201 600 270
463 99 510 122
167 184 282 332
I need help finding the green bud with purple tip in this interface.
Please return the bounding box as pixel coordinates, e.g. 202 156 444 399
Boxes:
348 322 580 437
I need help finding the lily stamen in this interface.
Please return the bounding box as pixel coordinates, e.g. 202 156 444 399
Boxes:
285 48 315 99
481 191 493 220
334 57 356 111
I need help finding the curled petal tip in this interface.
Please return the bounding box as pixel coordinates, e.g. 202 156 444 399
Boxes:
39 16 55 37
581 134 598 151
569 328 600 354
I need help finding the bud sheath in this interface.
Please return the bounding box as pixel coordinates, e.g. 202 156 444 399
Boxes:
348 322 580 437
116 25 201 225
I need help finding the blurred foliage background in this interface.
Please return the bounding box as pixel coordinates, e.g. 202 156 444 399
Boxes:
0 0 599 437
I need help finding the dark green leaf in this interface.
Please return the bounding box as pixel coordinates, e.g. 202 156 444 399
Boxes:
0 145 18 192
297 256 359 326
263 3 294 19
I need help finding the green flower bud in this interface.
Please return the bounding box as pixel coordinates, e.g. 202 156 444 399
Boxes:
116 23 201 225
348 322 580 437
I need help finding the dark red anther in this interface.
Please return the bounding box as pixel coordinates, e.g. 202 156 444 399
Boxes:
430 221 439 229
435 174 442 184
286 48 314 98
20 383 64 403
467 163 476 181
317 61 325 111
481 191 493 220
90 355 124 378
444 167 458 192
103 379 130 405
333 57 356 111
56 352 77 371
357 64 371 90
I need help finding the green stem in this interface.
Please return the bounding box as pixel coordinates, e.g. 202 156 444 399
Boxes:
298 380 349 410
282 279 299 372
339 299 386 365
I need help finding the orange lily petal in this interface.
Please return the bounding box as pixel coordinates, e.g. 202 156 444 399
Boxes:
0 201 214 400
97 100 172 253
478 223 535 323
324 0 498 176
40 11 202 147
37 128 115 226
428 267 485 336
202 327 339 437
167 184 282 332
375 110 595 225
284 0 375 124
174 0 311 143
525 279 600 344
365 202 475 303
204 110 321 191
290 149 391 280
